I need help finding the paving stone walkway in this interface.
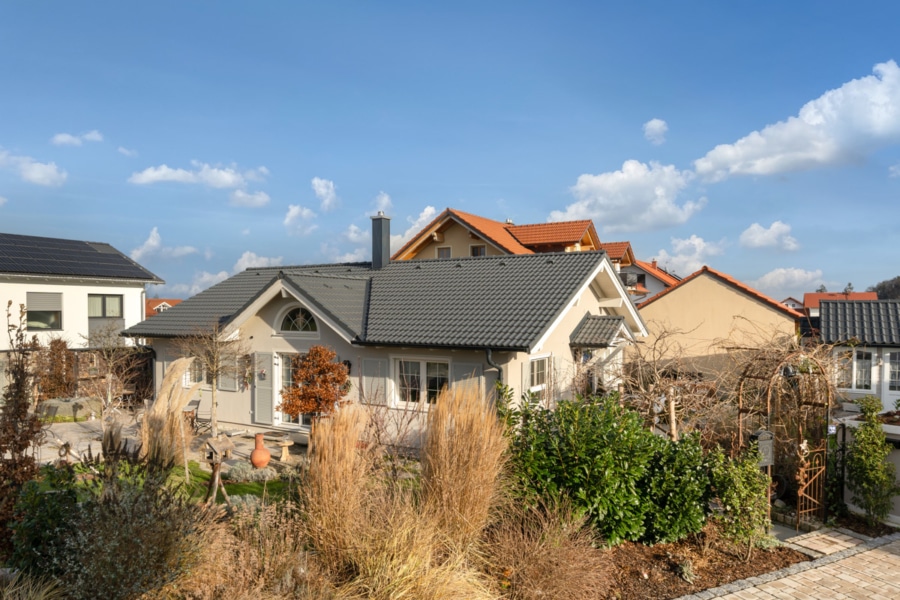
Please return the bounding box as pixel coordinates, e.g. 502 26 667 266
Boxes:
676 528 900 600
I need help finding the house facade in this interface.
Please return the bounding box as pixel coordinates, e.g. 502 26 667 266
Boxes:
125 214 646 442
821 300 900 412
391 208 601 261
0 232 162 352
636 266 802 374
621 259 680 303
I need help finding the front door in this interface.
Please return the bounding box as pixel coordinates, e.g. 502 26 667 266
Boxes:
883 350 900 411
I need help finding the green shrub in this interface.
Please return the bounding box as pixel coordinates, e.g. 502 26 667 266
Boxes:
503 394 658 544
847 395 900 527
640 433 711 544
709 446 770 561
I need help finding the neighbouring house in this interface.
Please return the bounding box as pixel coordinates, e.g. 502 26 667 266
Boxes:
820 300 900 412
146 298 183 316
781 297 803 310
635 266 803 374
391 208 601 260
124 213 646 442
621 259 681 303
800 291 879 339
0 231 162 397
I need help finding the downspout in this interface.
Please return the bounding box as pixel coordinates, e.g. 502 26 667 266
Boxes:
485 348 503 385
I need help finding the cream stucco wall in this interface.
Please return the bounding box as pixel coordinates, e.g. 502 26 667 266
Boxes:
405 222 507 260
637 273 798 365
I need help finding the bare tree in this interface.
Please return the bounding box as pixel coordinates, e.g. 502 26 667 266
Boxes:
81 322 148 432
175 322 249 438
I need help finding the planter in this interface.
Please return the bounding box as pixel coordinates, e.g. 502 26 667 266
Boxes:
841 402 861 413
250 433 271 468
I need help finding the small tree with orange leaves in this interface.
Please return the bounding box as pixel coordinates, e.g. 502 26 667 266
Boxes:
279 345 349 418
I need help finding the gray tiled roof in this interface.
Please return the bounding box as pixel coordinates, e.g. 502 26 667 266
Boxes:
0 232 162 282
820 300 900 346
125 252 608 351
363 252 605 350
569 315 625 347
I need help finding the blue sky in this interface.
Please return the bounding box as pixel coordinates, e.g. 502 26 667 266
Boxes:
2 2 899 300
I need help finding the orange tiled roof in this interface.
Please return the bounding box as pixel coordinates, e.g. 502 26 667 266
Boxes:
802 292 878 309
634 259 680 287
448 209 533 254
146 298 182 316
638 266 804 320
507 220 594 246
599 241 632 262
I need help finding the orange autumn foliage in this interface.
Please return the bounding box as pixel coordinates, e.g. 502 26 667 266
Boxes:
278 345 349 417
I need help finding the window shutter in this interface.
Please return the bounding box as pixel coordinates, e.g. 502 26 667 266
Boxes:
219 359 238 392
451 362 483 396
253 352 274 425
361 358 389 405
26 292 61 311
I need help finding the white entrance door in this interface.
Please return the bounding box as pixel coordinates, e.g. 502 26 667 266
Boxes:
882 350 900 411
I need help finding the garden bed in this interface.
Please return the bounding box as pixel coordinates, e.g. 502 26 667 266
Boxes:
601 525 809 600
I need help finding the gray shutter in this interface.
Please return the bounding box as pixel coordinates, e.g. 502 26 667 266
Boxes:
26 292 62 311
253 352 274 425
451 362 483 396
361 358 389 405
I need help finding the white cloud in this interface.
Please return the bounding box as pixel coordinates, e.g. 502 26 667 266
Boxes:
128 160 266 189
233 251 283 273
241 229 250 236
0 149 68 186
130 227 198 261
187 271 230 296
334 245 369 263
551 160 705 232
230 189 270 207
284 205 318 235
344 224 369 244
118 146 137 157
739 221 799 251
390 206 438 252
312 177 338 211
643 118 668 145
373 191 393 213
890 163 900 178
750 267 824 299
655 235 725 277
0 196 7 207
695 60 900 181
51 130 103 146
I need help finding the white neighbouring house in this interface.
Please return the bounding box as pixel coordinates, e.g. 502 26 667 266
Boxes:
0 232 163 357
124 214 647 444
821 300 900 412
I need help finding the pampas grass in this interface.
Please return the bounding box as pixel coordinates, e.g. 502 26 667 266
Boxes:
140 357 199 470
421 385 508 551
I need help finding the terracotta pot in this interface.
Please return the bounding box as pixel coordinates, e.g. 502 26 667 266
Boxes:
250 433 271 468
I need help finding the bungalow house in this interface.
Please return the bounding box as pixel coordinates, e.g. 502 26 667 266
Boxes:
820 300 900 412
0 231 162 397
391 208 601 260
799 291 879 339
124 214 646 441
636 266 802 374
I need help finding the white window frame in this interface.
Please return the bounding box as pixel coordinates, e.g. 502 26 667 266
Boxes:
835 348 874 391
275 352 313 427
183 358 212 389
274 304 320 340
529 353 550 393
392 355 451 409
436 246 451 259
888 351 900 393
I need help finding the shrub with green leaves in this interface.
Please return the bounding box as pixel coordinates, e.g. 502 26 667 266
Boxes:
503 393 658 544
847 395 900 527
640 433 711 544
709 446 770 561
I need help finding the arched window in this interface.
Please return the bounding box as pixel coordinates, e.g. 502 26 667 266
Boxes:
281 307 317 333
